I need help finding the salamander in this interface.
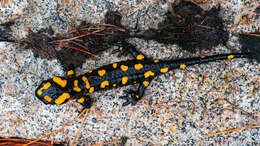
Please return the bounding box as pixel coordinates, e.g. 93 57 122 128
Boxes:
35 44 249 108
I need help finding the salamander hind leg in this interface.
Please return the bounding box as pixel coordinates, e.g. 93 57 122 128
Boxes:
119 79 152 106
119 90 139 106
76 95 92 109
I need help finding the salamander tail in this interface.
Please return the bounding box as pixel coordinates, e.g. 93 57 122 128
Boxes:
239 33 260 62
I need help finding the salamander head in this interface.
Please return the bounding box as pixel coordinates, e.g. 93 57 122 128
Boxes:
35 76 72 105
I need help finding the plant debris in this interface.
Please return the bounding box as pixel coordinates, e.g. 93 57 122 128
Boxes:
207 125 260 137
187 0 207 4
239 33 260 62
133 1 228 53
22 29 57 60
0 21 15 42
53 22 127 70
19 10 128 70
0 137 63 146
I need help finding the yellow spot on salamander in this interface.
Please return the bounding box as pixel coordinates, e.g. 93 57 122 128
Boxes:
120 47 123 51
101 80 109 88
143 81 149 87
134 64 143 70
120 65 128 71
55 93 70 104
73 87 81 92
113 63 117 68
73 80 81 91
227 55 234 59
98 69 106 77
136 95 139 98
67 70 74 76
82 76 90 89
201 56 206 58
113 84 117 87
154 60 159 63
144 71 155 78
43 82 51 89
89 87 94 93
136 54 144 60
37 90 42 96
53 77 67 88
77 97 85 103
89 70 93 73
180 64 186 69
160 68 168 73
122 76 128 85
133 81 137 83
37 82 51 95
194 64 199 66
74 80 79 86
44 96 52 103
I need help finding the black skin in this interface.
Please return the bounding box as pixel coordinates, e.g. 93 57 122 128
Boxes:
35 43 249 109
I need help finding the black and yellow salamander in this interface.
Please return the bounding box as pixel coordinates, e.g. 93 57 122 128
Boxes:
35 44 250 108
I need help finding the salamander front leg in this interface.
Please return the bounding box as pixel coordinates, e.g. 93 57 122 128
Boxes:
112 42 148 60
76 95 92 109
66 64 75 78
119 79 152 106
112 43 128 57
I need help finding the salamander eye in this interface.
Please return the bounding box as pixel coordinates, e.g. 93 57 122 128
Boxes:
35 80 65 105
